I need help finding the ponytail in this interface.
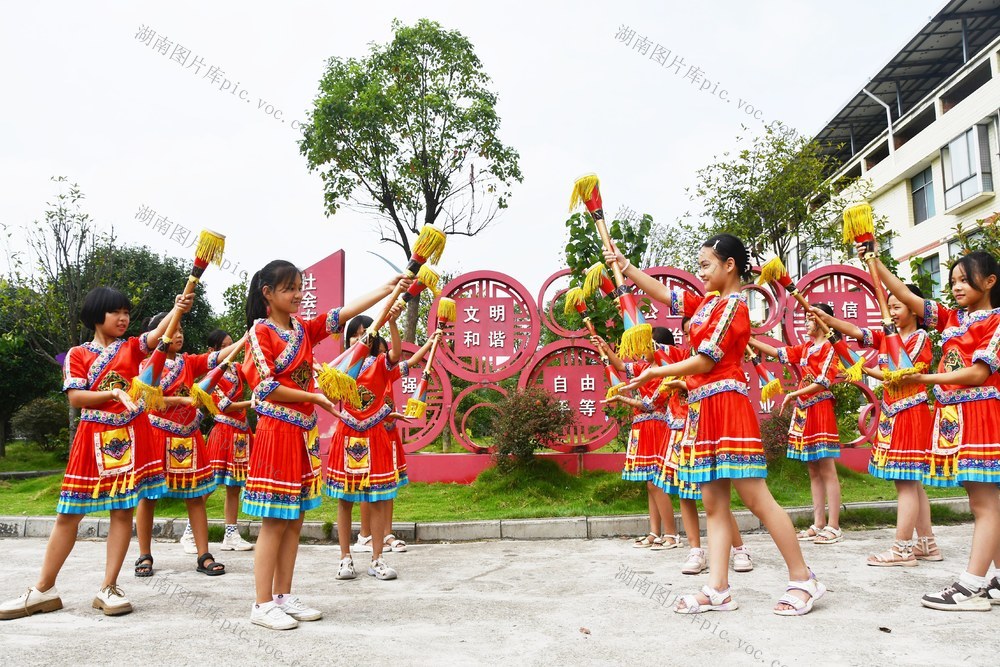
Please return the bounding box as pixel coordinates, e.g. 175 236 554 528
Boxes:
245 260 301 329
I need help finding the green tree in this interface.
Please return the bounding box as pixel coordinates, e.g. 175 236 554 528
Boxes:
214 279 249 340
0 330 59 455
299 18 523 342
682 125 895 271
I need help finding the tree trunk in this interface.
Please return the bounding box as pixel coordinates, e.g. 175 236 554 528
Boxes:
0 419 7 458
68 403 79 442
441 427 451 453
404 297 420 343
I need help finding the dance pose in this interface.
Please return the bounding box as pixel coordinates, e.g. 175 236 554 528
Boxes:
0 288 191 620
607 234 825 615
134 316 243 577
748 304 844 545
242 260 403 629
812 286 938 566
863 244 1000 610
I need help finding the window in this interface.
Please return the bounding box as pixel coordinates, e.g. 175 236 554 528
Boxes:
796 237 809 279
919 255 942 298
942 125 993 210
911 166 936 224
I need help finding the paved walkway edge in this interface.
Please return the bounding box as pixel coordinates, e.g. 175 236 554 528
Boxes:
0 497 970 543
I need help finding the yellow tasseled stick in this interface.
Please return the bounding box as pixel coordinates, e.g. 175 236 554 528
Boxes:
436 297 457 325
317 364 361 409
416 264 441 294
567 174 600 212
563 287 586 317
757 256 787 286
189 384 219 417
582 263 607 298
195 229 227 267
413 224 447 264
842 202 875 245
760 377 783 403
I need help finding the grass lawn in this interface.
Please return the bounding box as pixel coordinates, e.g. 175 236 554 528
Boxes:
0 440 66 473
0 444 967 525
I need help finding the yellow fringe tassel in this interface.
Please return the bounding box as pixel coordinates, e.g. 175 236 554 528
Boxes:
129 378 165 411
840 356 866 383
583 262 607 298
404 398 427 419
91 480 101 499
110 475 120 497
436 297 457 324
416 264 440 293
606 383 627 400
881 365 922 389
317 364 361 408
619 324 653 359
413 224 447 264
190 383 219 416
842 202 874 244
655 376 678 396
760 377 783 403
127 470 135 492
568 173 600 212
563 287 586 317
757 257 788 285
195 229 227 267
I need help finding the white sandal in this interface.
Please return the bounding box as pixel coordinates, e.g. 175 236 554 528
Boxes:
814 526 843 545
650 534 680 551
681 548 707 575
633 532 658 549
674 585 738 614
773 571 826 616
731 546 753 572
383 534 407 553
797 524 821 541
867 540 917 567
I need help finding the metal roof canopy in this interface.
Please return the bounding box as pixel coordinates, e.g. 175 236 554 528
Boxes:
816 0 1000 167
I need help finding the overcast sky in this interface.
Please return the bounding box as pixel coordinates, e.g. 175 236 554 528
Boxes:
0 0 945 311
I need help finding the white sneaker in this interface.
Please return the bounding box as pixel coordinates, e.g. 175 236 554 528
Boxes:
368 558 397 580
0 586 63 620
220 530 254 551
336 556 357 580
354 534 374 553
681 548 707 575
250 601 298 630
92 584 133 616
276 594 322 621
179 530 198 555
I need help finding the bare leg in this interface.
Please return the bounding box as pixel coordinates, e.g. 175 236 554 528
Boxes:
186 497 211 559
894 480 920 541
254 518 287 604
36 513 85 591
371 500 390 561
965 482 1000 577
273 516 303 595
914 484 935 539
650 484 676 537
135 498 156 555
806 461 827 528
359 501 370 538
102 509 135 588
730 512 744 549
678 479 733 609
645 482 660 535
820 458 841 529
224 486 240 525
733 478 810 610
337 500 353 559
679 499 701 548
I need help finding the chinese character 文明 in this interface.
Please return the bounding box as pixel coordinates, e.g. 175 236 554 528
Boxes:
301 273 317 292
649 43 671 66
401 377 417 394
489 304 506 322
633 35 653 56
488 331 506 349
169 44 191 67
579 399 597 417
665 54 687 75
169 224 191 248
842 302 859 319
614 25 636 47
553 375 567 393
580 376 595 392
152 35 173 56
135 25 157 46
135 205 156 224
463 307 480 324
152 216 171 236
463 331 480 347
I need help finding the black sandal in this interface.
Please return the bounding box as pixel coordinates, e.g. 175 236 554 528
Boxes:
196 552 226 576
134 553 154 578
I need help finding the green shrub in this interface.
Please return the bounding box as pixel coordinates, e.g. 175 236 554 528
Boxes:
11 396 69 455
492 386 576 471
759 406 791 462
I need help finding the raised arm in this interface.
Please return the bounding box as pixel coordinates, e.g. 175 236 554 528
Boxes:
748 337 781 360
603 245 672 304
406 331 440 367
856 241 925 316
386 301 403 364
140 293 194 349
339 274 412 323
811 307 864 341
590 335 625 372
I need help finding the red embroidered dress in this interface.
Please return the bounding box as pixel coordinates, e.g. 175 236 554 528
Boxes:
58 335 166 513
206 358 253 487
657 346 701 501
324 354 408 502
775 340 841 462
143 352 217 498
380 366 409 486
670 290 766 482
922 300 1000 487
241 309 342 519
858 328 933 480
